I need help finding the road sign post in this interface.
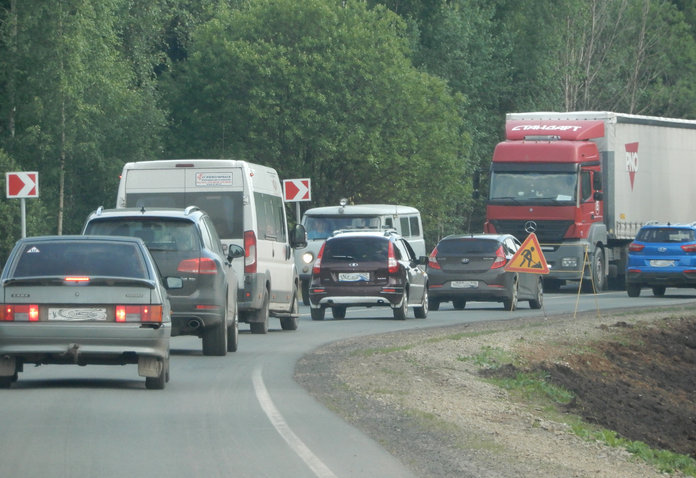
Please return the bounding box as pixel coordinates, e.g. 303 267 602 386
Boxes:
283 178 311 224
6 171 39 238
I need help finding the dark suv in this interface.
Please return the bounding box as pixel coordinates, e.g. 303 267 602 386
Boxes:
82 206 244 356
626 222 696 297
308 230 428 320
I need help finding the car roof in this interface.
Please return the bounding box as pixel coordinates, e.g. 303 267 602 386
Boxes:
328 229 400 240
639 222 696 229
87 206 204 221
305 204 419 216
439 233 512 242
18 234 145 245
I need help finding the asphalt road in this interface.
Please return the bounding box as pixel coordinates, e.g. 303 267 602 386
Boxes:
1 287 695 478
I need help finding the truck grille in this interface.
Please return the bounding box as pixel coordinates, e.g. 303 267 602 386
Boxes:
489 220 573 244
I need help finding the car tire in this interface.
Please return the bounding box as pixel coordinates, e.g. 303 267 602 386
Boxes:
453 299 466 310
393 292 408 320
652 286 666 297
203 319 228 356
331 306 347 319
227 302 239 352
503 278 518 311
529 278 544 309
428 298 440 311
301 280 310 306
0 375 14 388
145 357 168 390
626 283 641 297
414 286 428 319
280 290 300 331
250 289 270 334
310 307 325 321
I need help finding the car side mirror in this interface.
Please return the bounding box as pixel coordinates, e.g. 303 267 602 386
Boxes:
227 244 245 262
291 224 307 249
165 277 184 289
593 191 603 201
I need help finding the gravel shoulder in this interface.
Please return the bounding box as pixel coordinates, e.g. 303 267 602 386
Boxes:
294 305 696 478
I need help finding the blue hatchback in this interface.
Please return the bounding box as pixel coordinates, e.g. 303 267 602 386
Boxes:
626 223 696 297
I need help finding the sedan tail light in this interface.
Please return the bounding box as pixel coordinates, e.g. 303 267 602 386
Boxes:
177 257 218 275
681 243 696 253
115 305 163 323
628 242 644 252
490 245 507 269
244 230 257 274
428 247 440 269
388 242 398 274
312 243 326 275
0 304 39 321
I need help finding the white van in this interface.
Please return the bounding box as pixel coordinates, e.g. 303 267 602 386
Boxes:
116 159 306 333
295 201 425 304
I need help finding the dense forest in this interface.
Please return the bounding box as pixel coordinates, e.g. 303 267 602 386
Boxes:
1 0 695 257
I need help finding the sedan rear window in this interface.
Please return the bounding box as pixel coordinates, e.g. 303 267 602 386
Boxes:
11 242 147 278
436 238 500 254
324 237 389 262
636 228 695 243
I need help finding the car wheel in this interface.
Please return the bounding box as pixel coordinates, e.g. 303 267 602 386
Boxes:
452 299 466 310
0 375 14 388
652 286 666 297
203 319 228 356
393 291 408 320
331 306 347 319
227 302 239 352
145 357 168 390
503 278 518 311
250 289 270 334
529 277 544 309
310 307 325 321
280 290 300 330
428 298 440 311
626 283 641 297
301 279 310 306
414 286 428 319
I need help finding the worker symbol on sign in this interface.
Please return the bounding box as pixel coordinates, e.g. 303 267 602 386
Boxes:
505 233 550 274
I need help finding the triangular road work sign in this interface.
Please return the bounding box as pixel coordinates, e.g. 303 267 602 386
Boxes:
505 233 550 274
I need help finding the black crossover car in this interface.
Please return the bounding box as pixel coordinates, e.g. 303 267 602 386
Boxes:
83 206 244 356
427 234 543 311
308 230 428 320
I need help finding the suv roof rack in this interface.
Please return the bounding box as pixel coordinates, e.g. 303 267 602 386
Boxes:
331 228 397 237
184 205 200 216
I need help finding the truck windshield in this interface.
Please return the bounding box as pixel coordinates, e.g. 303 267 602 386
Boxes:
489 172 577 203
304 216 381 240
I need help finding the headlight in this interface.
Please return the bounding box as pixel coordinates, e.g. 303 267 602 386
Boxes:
302 252 314 264
561 257 578 268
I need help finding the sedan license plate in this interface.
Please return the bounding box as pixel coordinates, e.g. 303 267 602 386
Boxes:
451 280 478 288
338 272 369 282
650 260 675 267
48 308 108 321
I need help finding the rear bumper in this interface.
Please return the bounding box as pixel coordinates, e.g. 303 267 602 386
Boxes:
625 270 696 287
428 282 508 302
309 287 404 309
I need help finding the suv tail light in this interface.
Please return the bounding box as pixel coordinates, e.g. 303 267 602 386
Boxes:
490 245 507 269
0 304 39 321
428 247 440 269
177 257 218 274
312 243 325 275
681 243 696 253
115 305 163 323
628 242 644 252
388 241 398 274
244 230 257 274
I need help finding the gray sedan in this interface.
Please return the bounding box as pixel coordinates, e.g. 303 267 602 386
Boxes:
0 235 180 389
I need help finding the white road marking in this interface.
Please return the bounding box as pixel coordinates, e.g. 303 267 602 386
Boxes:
252 366 338 478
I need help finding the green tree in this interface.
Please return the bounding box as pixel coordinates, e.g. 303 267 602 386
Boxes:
163 0 470 246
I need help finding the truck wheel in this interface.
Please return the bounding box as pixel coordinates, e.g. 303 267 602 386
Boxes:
626 283 641 297
301 279 310 306
310 307 325 321
584 247 605 292
250 289 270 334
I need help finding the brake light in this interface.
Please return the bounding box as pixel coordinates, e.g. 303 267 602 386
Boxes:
177 257 218 274
244 230 257 274
115 305 162 323
388 241 398 274
428 247 440 269
0 304 39 321
313 243 325 275
628 242 644 252
491 245 507 269
681 243 696 253
65 276 90 283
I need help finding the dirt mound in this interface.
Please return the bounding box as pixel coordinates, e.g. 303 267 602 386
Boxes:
537 316 696 458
